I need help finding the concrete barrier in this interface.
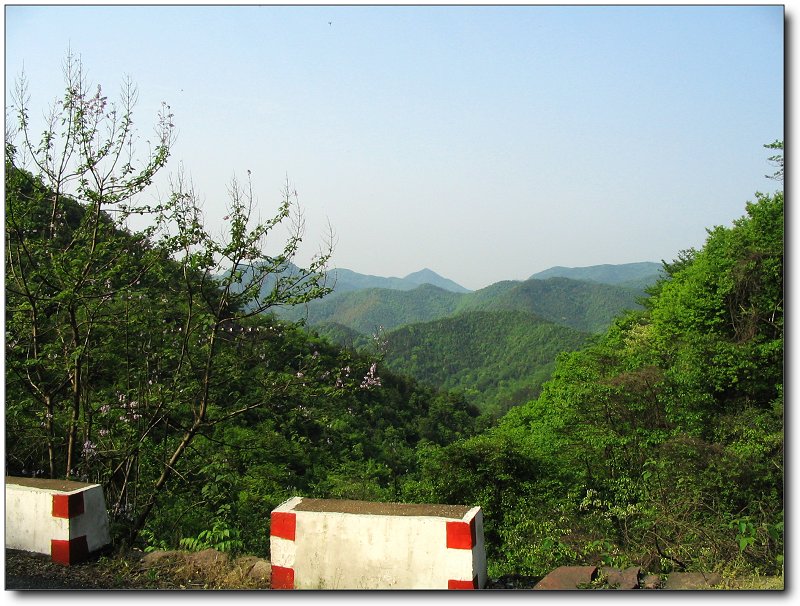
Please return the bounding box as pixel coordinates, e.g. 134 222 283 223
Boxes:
269 496 487 590
5 476 111 565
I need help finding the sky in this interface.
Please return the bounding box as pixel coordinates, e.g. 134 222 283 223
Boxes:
3 2 785 291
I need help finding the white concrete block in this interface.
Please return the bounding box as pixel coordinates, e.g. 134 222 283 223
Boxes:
5 476 111 565
269 497 487 590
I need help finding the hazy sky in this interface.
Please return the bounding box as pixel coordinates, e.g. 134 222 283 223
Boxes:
4 3 784 290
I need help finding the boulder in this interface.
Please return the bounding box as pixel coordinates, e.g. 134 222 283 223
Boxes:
140 550 182 568
247 559 272 582
662 572 722 590
533 566 597 590
640 573 663 589
600 566 641 589
186 548 229 568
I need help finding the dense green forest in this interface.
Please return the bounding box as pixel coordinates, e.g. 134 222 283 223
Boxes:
5 58 782 581
279 271 647 335
381 310 588 416
455 276 645 334
300 275 646 416
282 282 464 334
394 151 784 577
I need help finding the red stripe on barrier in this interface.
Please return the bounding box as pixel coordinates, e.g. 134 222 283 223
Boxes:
271 565 295 590
271 511 297 541
52 492 85 519
446 519 475 549
51 535 89 566
448 576 478 589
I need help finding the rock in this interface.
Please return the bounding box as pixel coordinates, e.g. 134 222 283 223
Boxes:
533 566 597 590
186 548 229 568
234 555 260 568
247 560 271 582
662 572 722 590
600 566 641 589
640 573 663 589
140 550 182 568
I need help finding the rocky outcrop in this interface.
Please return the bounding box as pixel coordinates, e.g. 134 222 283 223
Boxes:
526 565 724 590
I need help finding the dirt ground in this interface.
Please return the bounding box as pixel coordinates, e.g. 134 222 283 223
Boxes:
4 548 540 591
4 548 271 590
5 548 780 591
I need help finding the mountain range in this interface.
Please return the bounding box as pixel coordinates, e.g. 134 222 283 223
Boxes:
529 261 664 291
279 263 657 335
236 260 664 414
328 267 471 294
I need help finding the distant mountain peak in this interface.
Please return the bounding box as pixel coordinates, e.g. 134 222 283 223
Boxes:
404 267 437 279
403 268 471 293
529 262 663 287
328 267 471 294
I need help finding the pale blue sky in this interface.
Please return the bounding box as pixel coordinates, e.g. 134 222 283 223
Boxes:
4 3 784 290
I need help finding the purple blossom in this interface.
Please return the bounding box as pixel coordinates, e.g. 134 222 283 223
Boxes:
82 440 98 458
360 363 382 390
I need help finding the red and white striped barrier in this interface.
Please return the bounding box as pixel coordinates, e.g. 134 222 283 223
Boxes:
5 477 111 565
269 496 487 590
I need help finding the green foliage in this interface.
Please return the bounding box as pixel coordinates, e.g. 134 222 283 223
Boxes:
282 283 463 333
409 144 783 577
179 508 244 554
282 270 644 338
6 55 482 556
383 310 587 415
457 277 645 334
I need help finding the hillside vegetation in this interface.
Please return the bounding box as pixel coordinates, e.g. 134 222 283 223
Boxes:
283 283 463 333
4 59 484 558
383 310 588 416
4 58 782 584
4 158 486 555
398 152 784 578
529 261 663 285
281 271 645 335
329 266 471 293
286 276 635 416
456 276 644 334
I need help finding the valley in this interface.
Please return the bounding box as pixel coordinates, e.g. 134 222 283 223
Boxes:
278 262 660 415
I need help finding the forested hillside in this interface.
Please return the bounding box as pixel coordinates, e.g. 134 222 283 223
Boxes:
284 275 638 416
529 261 663 286
382 310 588 416
281 283 463 333
398 144 784 577
4 60 484 557
4 158 486 555
329 267 471 293
281 272 644 336
456 276 644 334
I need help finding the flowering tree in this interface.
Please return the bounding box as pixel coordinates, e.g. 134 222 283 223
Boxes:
6 51 174 478
5 53 345 543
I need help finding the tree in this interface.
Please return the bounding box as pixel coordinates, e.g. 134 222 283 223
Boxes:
125 168 333 540
5 53 334 543
764 140 784 182
6 51 174 478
